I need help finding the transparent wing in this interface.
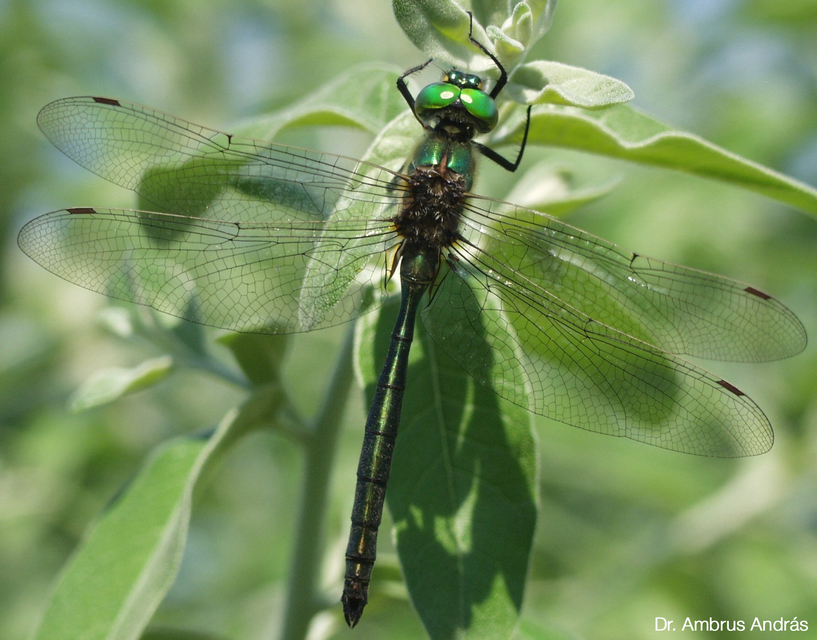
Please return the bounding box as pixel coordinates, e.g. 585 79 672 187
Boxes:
422 251 773 457
458 195 806 363
36 96 406 223
419 194 805 457
29 97 412 332
19 208 399 333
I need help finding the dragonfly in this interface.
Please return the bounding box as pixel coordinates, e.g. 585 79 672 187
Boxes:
19 18 806 629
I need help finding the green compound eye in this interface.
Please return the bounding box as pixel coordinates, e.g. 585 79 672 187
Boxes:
460 88 499 133
415 82 460 111
414 82 498 133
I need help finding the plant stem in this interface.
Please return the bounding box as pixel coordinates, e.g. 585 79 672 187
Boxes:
279 324 356 639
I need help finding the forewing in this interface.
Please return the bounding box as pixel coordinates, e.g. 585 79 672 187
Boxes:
18 208 398 334
298 151 408 331
33 97 411 332
460 195 806 363
36 96 405 224
421 245 774 457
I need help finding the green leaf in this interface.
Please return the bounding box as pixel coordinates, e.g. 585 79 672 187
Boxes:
167 313 208 357
356 297 538 640
69 355 174 412
232 64 408 141
394 0 556 72
34 388 283 640
97 307 135 339
508 60 635 108
487 0 557 66
216 332 289 385
359 110 419 170
34 432 210 640
503 162 620 216
509 103 817 217
393 0 474 70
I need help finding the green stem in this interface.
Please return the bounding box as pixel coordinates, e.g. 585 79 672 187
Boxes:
279 323 356 639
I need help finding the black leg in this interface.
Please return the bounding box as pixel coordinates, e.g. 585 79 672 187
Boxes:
466 11 508 99
397 59 434 126
475 105 532 172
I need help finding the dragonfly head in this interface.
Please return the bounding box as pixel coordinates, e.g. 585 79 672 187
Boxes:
414 69 499 138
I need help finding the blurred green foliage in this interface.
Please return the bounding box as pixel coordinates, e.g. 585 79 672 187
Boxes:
2 0 816 639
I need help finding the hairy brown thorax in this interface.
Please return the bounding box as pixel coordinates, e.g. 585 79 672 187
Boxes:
393 165 466 250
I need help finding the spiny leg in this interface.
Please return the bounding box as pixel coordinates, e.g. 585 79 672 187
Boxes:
475 104 532 172
397 59 434 127
466 11 508 98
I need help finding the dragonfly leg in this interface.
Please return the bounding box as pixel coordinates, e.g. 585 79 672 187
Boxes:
474 105 532 172
398 59 434 127
466 11 508 98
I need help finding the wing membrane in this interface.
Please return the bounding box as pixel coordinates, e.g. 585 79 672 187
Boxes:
460 195 806 362
37 96 406 223
19 208 398 333
30 97 802 453
32 97 411 332
423 244 773 457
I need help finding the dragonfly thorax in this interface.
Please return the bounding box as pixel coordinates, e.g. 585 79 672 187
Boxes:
395 165 464 249
394 151 468 251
